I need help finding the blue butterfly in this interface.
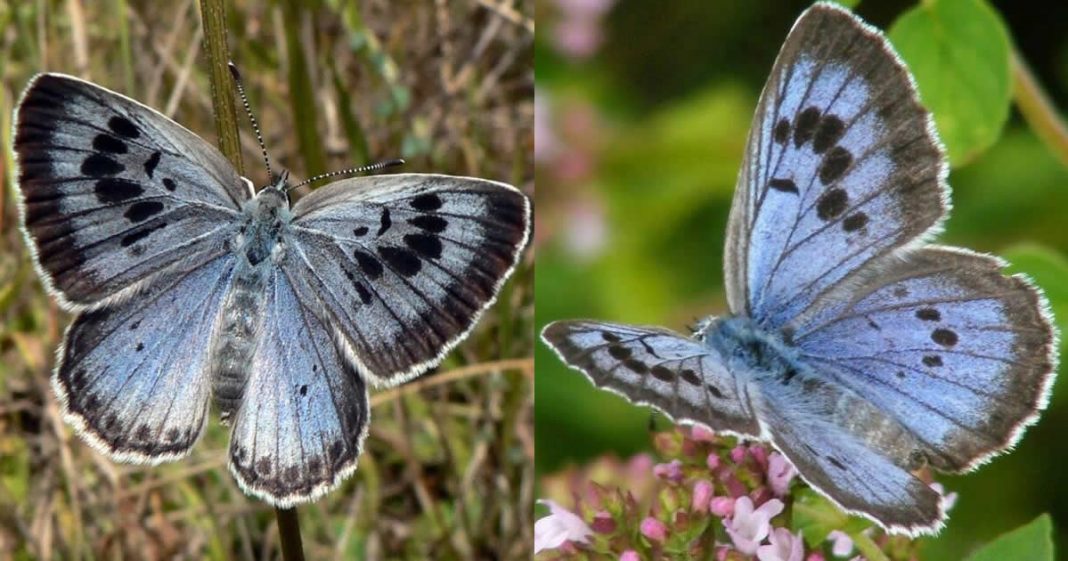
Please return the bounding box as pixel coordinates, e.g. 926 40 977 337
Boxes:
542 2 1056 535
13 72 530 507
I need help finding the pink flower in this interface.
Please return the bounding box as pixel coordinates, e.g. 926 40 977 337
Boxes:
640 517 668 542
534 499 593 554
591 510 616 533
828 530 853 557
692 479 714 512
750 445 770 469
710 496 736 517
806 554 827 561
767 453 798 496
534 91 558 161
691 425 716 442
653 459 684 483
757 527 805 561
707 452 721 471
620 551 640 561
563 198 608 260
731 445 748 464
724 496 785 555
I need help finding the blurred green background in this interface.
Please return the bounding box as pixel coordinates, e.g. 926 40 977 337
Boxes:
534 0 1068 558
0 1 533 559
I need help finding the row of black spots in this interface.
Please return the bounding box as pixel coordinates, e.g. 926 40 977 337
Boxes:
410 193 443 212
377 208 392 236
144 151 161 177
108 116 141 139
95 178 143 204
409 215 448 233
124 201 165 223
818 146 853 185
93 133 128 154
915 307 941 322
931 328 958 347
82 153 125 177
600 331 621 343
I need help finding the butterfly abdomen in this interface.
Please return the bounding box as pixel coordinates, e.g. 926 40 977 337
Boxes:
212 188 292 422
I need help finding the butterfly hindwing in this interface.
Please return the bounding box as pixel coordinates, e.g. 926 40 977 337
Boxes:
789 247 1057 472
725 4 945 327
228 270 369 507
542 321 758 436
753 371 946 535
14 73 247 308
286 174 530 386
53 255 236 463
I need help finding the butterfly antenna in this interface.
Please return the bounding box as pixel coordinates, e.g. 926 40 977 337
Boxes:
289 158 406 191
228 62 274 182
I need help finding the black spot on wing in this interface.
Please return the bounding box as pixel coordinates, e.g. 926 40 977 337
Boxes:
353 226 368 237
120 222 167 247
410 193 443 211
916 308 941 321
409 215 448 233
793 106 820 148
768 178 799 194
108 116 140 138
376 208 392 236
124 201 164 223
773 118 791 144
95 178 144 204
623 359 648 374
378 246 421 277
679 369 700 385
607 345 631 360
355 282 372 305
144 151 161 178
92 134 127 154
163 178 176 191
931 328 958 347
353 250 383 280
922 355 943 367
812 115 845 154
650 365 674 382
403 234 442 259
842 212 869 232
600 331 621 343
816 188 848 221
818 146 853 184
81 154 124 177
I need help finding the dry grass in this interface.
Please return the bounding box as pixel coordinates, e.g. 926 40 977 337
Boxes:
0 1 533 559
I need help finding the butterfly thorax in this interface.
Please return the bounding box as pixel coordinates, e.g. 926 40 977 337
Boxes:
211 185 294 423
702 316 803 386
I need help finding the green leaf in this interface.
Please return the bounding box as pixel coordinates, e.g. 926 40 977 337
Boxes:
888 0 1012 166
792 488 870 548
966 514 1054 561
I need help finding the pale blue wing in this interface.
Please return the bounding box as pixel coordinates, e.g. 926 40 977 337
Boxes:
228 270 369 507
789 247 1057 472
753 372 947 536
541 321 759 436
52 255 236 463
14 73 247 308
285 174 530 387
724 3 945 327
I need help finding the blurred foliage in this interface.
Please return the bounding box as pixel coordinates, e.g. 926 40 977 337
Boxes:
966 514 1054 561
535 0 1068 559
0 0 533 559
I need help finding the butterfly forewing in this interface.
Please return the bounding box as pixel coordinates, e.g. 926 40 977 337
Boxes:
789 247 1057 472
228 270 369 507
542 321 759 436
725 4 945 327
53 255 236 463
287 174 530 386
14 73 248 308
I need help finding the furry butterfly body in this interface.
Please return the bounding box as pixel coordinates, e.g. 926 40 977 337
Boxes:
14 72 530 507
542 3 1056 535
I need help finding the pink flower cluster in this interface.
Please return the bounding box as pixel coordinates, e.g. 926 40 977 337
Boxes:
534 426 935 560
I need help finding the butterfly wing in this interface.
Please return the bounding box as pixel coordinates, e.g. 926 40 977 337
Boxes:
788 247 1057 473
724 3 945 327
541 321 759 436
227 270 369 507
285 174 530 386
752 371 947 535
53 255 236 463
14 73 248 309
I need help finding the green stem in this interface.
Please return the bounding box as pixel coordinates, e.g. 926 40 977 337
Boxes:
1012 47 1068 167
282 0 327 176
198 0 244 173
851 531 890 561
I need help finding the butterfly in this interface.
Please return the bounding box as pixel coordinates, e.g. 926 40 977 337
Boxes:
13 71 530 507
542 2 1056 535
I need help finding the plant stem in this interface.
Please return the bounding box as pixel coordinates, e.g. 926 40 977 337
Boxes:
199 0 243 173
852 531 890 561
198 1 305 560
1012 47 1068 167
276 507 306 561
